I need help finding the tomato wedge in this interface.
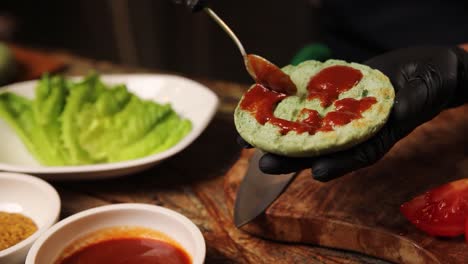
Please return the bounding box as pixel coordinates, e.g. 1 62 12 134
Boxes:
400 178 468 237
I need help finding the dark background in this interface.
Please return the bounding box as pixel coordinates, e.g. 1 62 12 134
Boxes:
0 0 320 84
1 0 467 84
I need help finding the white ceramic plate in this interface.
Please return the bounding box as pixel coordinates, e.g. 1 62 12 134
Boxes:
0 74 219 180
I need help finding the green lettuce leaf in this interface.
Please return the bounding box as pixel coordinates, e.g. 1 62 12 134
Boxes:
0 73 193 166
0 91 67 165
61 73 105 164
31 74 70 164
109 112 192 162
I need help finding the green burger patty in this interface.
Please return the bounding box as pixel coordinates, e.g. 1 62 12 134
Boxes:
234 59 395 157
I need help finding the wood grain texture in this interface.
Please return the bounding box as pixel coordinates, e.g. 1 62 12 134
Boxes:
55 115 388 264
29 49 392 263
225 105 468 264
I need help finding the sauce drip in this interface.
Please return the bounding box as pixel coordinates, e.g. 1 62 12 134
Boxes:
240 84 311 134
318 97 377 131
58 238 191 264
246 54 297 95
307 65 363 107
240 65 376 135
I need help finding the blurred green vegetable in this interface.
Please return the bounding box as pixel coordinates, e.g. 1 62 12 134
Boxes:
0 73 192 166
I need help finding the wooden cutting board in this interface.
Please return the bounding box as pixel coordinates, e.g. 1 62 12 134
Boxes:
224 105 468 264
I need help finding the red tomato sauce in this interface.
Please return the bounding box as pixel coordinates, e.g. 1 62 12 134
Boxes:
320 97 377 131
246 54 297 95
240 65 376 135
58 238 191 264
307 65 363 107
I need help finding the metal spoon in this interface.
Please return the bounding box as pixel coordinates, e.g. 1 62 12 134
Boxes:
204 8 297 95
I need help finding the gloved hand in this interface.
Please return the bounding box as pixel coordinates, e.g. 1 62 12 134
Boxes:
172 0 208 12
240 46 468 181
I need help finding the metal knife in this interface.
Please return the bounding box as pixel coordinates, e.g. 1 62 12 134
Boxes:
234 150 298 227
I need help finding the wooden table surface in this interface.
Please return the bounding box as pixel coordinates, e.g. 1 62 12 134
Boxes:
40 51 391 264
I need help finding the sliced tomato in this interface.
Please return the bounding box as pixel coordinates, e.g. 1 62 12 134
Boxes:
400 178 468 237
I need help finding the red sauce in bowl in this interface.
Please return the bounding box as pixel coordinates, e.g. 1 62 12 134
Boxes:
54 226 192 264
58 237 190 264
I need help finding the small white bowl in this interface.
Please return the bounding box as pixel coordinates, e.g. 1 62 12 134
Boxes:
26 203 206 264
0 172 60 264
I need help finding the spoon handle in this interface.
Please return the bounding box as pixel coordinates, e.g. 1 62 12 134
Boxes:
204 8 247 58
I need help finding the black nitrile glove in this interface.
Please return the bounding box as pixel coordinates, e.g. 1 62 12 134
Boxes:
172 0 208 12
241 46 468 181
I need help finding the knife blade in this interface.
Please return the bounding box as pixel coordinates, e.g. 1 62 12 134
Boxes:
234 150 298 227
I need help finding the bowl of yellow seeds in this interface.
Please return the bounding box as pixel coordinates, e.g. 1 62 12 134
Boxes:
0 172 60 264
